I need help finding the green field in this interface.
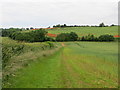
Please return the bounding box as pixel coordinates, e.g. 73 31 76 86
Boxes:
2 26 118 88
4 41 118 88
47 26 118 37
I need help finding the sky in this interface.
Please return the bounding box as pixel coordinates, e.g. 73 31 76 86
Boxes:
0 0 119 28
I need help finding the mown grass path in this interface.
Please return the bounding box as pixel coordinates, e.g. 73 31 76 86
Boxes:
6 42 118 88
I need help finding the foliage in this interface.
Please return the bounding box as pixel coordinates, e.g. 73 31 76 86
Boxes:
48 26 118 37
56 32 78 41
99 23 105 27
2 28 22 37
4 42 118 88
98 34 115 41
80 34 98 41
69 32 78 41
53 24 90 27
80 34 114 42
10 29 48 42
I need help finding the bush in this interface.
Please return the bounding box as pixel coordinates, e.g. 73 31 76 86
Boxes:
56 32 78 41
80 34 114 42
98 34 114 41
99 23 105 27
81 34 96 41
2 28 22 37
69 32 78 41
10 29 47 42
45 37 55 41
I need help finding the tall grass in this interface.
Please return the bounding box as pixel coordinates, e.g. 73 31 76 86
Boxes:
2 37 61 85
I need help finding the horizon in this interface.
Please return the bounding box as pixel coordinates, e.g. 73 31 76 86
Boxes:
1 23 118 29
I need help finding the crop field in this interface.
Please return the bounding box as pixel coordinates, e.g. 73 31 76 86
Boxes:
47 26 118 37
2 26 119 88
4 41 118 88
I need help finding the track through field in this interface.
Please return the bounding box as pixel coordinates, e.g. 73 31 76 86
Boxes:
5 42 118 88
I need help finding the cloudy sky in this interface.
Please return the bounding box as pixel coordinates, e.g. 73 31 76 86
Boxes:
0 0 119 28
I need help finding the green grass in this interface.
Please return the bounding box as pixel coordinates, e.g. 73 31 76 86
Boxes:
2 37 61 86
4 41 118 88
47 26 118 37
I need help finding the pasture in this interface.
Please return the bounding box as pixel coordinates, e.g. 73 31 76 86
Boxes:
4 41 118 88
47 26 118 37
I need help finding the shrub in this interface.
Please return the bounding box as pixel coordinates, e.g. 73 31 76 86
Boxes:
99 23 105 27
81 34 96 41
2 28 22 37
10 29 47 42
56 32 78 41
98 34 114 41
69 32 78 41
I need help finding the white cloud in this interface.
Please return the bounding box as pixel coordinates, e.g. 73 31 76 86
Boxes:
0 0 118 28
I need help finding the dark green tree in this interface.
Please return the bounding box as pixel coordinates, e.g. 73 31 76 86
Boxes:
98 34 114 41
69 32 78 41
99 23 105 27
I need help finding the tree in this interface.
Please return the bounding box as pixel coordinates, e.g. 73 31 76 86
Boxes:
30 27 34 30
9 29 48 42
56 33 67 41
111 24 115 26
99 23 105 27
98 34 114 41
26 28 29 30
69 32 78 41
63 24 67 27
81 36 85 41
56 32 78 41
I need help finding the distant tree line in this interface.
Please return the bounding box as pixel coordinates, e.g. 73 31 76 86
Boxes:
53 23 117 28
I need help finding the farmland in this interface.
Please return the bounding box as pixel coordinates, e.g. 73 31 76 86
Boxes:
4 41 118 88
47 26 118 37
2 26 118 88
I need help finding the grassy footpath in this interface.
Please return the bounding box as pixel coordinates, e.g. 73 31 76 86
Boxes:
5 48 63 88
2 37 61 86
4 41 118 88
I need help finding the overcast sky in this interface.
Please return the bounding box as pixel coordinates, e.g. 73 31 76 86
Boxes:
0 0 119 28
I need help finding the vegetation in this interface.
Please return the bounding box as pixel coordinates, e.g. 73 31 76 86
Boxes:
98 34 115 41
4 42 118 88
1 26 118 42
56 32 78 41
99 23 105 27
80 34 115 42
2 24 118 88
1 28 22 37
2 37 61 85
47 26 118 37
53 23 110 28
9 29 48 42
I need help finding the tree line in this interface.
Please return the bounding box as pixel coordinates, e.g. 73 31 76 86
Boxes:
53 23 117 28
9 29 53 42
1 28 116 42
